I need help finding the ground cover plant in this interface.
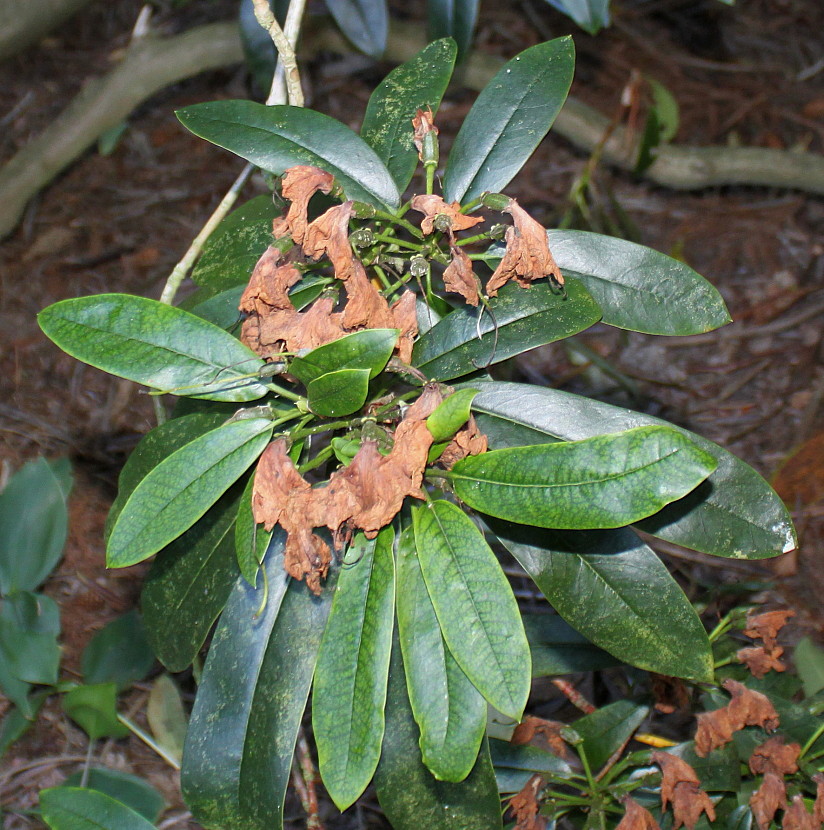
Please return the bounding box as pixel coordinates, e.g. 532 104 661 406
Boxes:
34 21 799 829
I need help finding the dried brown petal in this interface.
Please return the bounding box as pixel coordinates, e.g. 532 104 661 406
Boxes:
412 108 439 160
738 645 787 677
303 201 357 281
439 416 488 469
411 194 484 236
783 795 818 830
744 609 795 650
486 199 564 296
725 679 780 733
281 165 335 245
813 773 824 826
653 751 715 830
390 290 418 364
508 773 546 830
749 736 801 777
511 716 574 763
443 241 480 306
751 772 787 830
694 707 735 757
616 797 661 830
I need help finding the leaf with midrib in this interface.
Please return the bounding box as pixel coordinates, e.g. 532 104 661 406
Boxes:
107 419 273 568
38 294 268 402
427 0 479 58
40 786 156 830
325 0 388 59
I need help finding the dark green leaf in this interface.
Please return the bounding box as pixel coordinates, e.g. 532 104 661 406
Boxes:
542 0 610 35
648 77 679 142
361 38 457 191
62 769 165 824
236 474 271 586
413 501 530 719
413 278 600 381
307 368 370 417
396 525 485 782
313 530 395 811
324 0 388 58
183 535 337 830
668 742 740 792
38 294 269 402
522 612 621 676
290 328 398 384
795 637 824 698
81 610 155 689
547 230 731 335
0 457 70 594
488 738 573 793
1 698 45 757
469 382 796 558
427 0 479 58
147 674 187 766
572 700 649 771
191 194 277 292
107 418 273 568
40 787 155 830
727 805 753 830
443 37 575 203
426 388 479 443
451 426 716 529
141 490 242 672
63 683 129 740
0 592 61 686
376 633 503 829
177 101 401 209
489 521 714 681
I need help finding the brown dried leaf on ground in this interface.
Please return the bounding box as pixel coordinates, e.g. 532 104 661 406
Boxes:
749 736 801 777
616 797 662 830
508 774 546 830
412 108 439 160
411 194 484 236
280 165 335 245
653 751 716 830
487 199 564 297
511 716 574 763
744 609 795 650
439 416 488 469
783 795 818 830
813 774 824 826
443 241 480 306
738 644 787 677
751 772 787 830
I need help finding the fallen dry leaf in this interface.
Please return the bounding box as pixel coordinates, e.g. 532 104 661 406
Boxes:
487 199 564 296
783 795 818 830
411 194 484 236
749 736 801 777
412 108 439 161
744 609 795 651
442 241 480 306
280 165 335 245
653 751 716 830
508 773 546 830
813 774 824 826
511 716 575 763
438 416 488 469
751 772 787 830
616 797 662 830
738 644 787 677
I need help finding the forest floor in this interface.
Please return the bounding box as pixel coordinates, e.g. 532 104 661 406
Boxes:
1 0 823 826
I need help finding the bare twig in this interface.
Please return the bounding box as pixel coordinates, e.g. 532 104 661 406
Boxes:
252 0 305 107
293 726 324 830
551 679 596 714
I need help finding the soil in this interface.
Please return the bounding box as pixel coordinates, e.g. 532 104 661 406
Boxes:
1 0 823 827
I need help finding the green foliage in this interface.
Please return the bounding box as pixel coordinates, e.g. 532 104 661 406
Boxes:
40 787 157 830
38 33 795 830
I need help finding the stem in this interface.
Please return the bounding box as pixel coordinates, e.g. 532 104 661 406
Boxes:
79 739 95 788
298 444 335 474
455 230 495 246
372 232 423 251
425 163 435 195
266 381 304 403
268 0 308 106
252 0 304 107
800 720 824 760
118 714 181 770
375 209 424 239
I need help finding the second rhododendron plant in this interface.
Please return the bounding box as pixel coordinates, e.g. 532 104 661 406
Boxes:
38 35 796 830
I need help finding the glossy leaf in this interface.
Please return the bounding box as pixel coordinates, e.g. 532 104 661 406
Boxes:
191 194 277 292
0 592 60 690
547 230 731 335
235 474 271 586
489 738 573 793
572 700 649 770
428 0 479 58
542 0 610 35
396 525 486 782
469 382 796 557
325 0 388 58
290 328 398 384
183 536 337 829
0 457 70 595
147 674 187 766
140 488 240 673
177 101 401 209
63 683 129 740
38 294 268 401
107 418 273 568
426 388 479 443
81 609 155 689
413 501 530 719
489 520 714 681
1 698 44 757
375 634 503 829
313 530 395 811
40 787 156 830
522 612 621 676
62 769 165 823
669 742 740 792
443 37 575 203
413 278 600 381
307 368 370 417
361 38 457 191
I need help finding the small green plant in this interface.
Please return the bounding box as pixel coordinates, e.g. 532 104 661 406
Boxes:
37 33 794 829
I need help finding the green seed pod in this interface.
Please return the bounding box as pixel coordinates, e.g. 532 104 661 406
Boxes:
482 192 512 211
410 256 430 278
351 201 377 219
350 227 375 248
